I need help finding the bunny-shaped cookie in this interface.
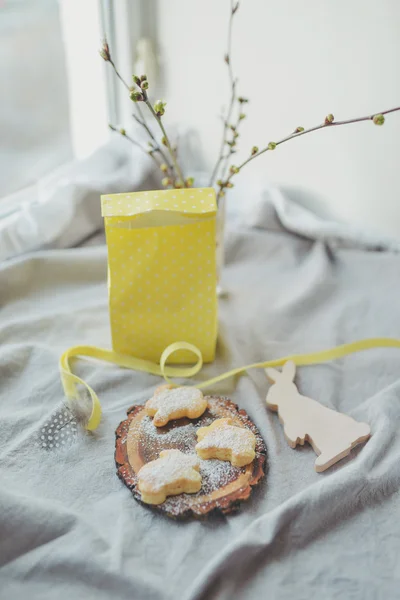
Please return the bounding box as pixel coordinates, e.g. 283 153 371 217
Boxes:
266 361 371 472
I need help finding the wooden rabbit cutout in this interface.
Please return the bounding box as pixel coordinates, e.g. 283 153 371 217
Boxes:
266 361 371 472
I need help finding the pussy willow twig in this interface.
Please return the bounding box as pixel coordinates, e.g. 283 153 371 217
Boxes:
141 91 185 184
217 106 400 202
107 60 152 133
208 0 239 187
131 113 174 176
218 104 243 186
100 39 178 182
108 124 161 170
99 40 157 150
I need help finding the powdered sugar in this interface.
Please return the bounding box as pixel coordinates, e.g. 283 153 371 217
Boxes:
119 395 266 517
138 450 200 492
131 415 243 503
198 458 240 492
137 416 198 459
196 419 256 456
161 456 241 515
146 387 206 426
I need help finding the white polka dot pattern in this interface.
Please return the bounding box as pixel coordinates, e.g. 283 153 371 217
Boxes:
102 188 218 363
38 407 78 450
101 187 216 217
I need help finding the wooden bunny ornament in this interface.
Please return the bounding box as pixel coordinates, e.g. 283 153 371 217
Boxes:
266 361 371 472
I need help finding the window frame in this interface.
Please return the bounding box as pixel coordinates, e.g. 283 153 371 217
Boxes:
59 0 148 158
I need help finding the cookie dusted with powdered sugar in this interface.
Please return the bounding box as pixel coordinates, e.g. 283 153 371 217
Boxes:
195 418 256 467
137 449 202 505
116 395 267 518
145 385 207 427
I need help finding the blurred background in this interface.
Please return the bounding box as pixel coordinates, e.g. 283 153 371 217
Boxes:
0 0 72 197
1 0 400 238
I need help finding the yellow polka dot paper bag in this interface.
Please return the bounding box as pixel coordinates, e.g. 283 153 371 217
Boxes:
101 188 218 364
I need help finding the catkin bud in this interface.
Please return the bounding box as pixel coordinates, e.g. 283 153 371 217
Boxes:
119 128 126 136
373 114 385 126
229 165 240 174
141 81 149 90
133 75 141 86
251 146 259 155
325 113 334 124
160 163 168 173
154 101 166 116
267 141 277 150
130 91 143 102
162 177 172 187
99 39 111 62
295 126 304 133
185 177 195 187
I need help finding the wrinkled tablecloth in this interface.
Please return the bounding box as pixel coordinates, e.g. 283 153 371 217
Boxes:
1 196 399 599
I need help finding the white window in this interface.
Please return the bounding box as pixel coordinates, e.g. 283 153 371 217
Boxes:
1 0 73 196
0 0 150 198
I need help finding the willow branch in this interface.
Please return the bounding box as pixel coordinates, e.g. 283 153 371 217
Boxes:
105 58 155 142
108 60 129 92
131 113 174 175
100 40 169 176
142 93 185 183
108 124 161 170
219 107 243 185
217 106 400 201
208 0 239 187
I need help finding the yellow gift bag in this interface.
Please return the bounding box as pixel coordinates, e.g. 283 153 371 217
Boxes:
59 184 400 433
101 187 218 363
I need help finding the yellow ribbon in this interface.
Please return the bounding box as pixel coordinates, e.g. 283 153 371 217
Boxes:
60 337 400 431
60 342 203 430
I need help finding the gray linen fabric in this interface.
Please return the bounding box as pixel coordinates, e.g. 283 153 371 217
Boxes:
0 199 399 599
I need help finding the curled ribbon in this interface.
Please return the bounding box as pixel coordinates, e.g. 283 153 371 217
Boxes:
60 337 400 431
60 342 203 430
